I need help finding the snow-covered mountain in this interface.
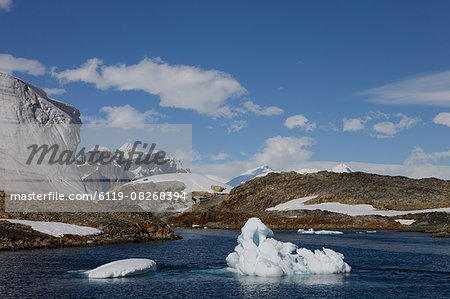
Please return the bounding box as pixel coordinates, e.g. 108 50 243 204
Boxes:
226 165 274 187
0 72 189 198
0 72 86 196
130 173 232 193
297 163 353 174
110 173 232 212
227 163 353 187
78 142 189 193
331 163 353 173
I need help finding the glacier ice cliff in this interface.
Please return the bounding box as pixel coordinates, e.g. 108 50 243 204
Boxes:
0 72 86 196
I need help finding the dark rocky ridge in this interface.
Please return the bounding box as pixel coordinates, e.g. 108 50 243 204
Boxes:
219 171 449 212
169 171 449 234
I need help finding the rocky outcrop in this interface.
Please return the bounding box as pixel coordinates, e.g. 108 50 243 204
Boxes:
169 210 402 230
401 212 449 234
169 171 449 234
219 171 449 212
0 190 180 250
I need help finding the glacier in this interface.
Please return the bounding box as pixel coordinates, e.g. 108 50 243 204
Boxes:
226 218 351 277
0 72 86 196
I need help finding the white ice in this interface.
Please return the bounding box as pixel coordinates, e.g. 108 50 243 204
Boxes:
297 163 353 174
226 218 351 277
298 228 343 235
86 258 156 278
266 195 450 216
394 219 417 225
0 218 103 237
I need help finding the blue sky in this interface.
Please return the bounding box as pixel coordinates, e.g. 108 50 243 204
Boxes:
1 0 449 179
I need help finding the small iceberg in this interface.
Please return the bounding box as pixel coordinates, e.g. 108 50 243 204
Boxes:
226 218 351 277
85 258 156 278
298 228 343 235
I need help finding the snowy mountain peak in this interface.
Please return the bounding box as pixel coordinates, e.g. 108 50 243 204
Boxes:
88 145 111 152
331 163 353 173
226 165 274 187
297 163 353 175
119 141 134 152
241 164 273 176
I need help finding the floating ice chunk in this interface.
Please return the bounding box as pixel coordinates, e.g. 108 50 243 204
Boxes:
226 218 351 276
297 228 343 235
314 230 343 235
86 258 156 278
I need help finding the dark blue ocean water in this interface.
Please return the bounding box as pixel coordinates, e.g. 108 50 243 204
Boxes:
0 230 449 298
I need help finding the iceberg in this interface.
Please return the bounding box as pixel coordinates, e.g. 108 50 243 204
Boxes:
226 218 351 277
86 258 156 278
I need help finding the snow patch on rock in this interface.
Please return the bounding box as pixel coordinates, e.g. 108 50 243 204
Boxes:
266 196 450 216
0 218 103 237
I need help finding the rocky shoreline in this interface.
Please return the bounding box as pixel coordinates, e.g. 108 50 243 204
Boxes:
0 191 181 251
168 172 450 237
1 170 449 251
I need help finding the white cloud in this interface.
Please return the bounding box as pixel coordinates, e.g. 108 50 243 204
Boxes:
404 146 450 165
284 115 316 131
433 112 450 127
43 88 66 96
83 104 163 129
241 101 284 116
362 71 450 107
193 135 315 179
343 118 365 132
372 113 420 138
0 0 12 11
253 136 315 169
373 122 396 136
52 57 247 117
0 54 46 75
206 152 229 161
227 120 247 133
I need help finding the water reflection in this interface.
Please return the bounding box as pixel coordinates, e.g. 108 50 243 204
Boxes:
236 273 347 286
235 273 347 298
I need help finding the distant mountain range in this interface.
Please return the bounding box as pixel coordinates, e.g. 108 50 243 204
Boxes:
78 142 188 193
226 163 353 187
0 72 188 196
